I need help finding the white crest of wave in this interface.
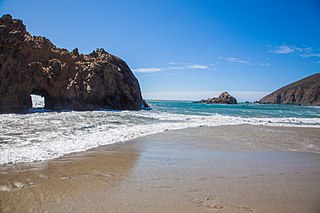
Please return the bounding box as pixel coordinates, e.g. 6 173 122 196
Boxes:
0 110 320 164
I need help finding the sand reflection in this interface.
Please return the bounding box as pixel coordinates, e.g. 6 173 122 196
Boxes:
0 143 140 212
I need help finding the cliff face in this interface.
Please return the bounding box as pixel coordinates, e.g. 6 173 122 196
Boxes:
0 14 148 113
259 73 320 106
195 92 237 104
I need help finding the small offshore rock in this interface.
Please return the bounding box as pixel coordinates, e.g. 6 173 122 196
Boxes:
195 92 237 104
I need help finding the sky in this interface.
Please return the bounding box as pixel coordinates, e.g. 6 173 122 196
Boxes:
1 0 319 101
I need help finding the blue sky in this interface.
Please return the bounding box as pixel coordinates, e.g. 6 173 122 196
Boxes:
1 0 319 101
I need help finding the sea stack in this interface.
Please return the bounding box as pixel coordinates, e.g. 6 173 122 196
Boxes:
0 14 148 113
195 92 237 104
259 73 320 106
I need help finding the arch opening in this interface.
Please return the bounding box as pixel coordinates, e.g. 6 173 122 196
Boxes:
30 88 54 110
31 94 45 108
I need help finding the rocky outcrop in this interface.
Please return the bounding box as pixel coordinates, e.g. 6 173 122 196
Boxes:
259 73 320 106
195 92 237 104
0 14 148 113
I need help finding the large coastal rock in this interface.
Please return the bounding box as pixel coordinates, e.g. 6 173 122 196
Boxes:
0 14 148 113
259 73 320 106
196 92 237 104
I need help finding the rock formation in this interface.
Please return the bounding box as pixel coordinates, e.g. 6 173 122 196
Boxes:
195 92 237 104
259 73 320 106
0 14 148 113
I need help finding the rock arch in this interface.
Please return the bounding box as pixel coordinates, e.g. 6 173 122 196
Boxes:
0 14 148 113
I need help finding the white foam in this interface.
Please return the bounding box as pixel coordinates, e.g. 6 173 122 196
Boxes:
0 110 320 164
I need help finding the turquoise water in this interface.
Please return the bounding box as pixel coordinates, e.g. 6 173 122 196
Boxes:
1 99 320 164
148 100 320 118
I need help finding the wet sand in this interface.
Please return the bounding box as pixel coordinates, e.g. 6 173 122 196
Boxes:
0 125 320 213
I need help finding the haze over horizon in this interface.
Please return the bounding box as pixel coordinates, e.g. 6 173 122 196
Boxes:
1 0 319 101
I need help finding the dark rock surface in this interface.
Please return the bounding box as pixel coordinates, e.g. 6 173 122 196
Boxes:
195 92 237 104
259 73 320 106
0 14 148 113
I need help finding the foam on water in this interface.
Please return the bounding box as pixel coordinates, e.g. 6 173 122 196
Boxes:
1 101 320 164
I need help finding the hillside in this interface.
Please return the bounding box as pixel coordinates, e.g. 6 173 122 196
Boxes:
259 73 320 106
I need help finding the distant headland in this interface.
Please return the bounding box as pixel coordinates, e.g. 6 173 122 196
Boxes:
0 14 148 113
259 73 320 106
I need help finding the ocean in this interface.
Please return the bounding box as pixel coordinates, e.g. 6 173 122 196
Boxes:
0 98 320 165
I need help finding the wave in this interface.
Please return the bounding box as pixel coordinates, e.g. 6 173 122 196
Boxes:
1 110 320 165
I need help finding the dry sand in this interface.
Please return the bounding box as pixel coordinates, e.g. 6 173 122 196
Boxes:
0 125 320 213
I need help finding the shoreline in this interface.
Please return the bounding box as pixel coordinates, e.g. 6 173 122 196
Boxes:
1 125 320 212
1 123 320 166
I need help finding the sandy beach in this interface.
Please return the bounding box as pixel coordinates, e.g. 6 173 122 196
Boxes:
0 125 320 213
